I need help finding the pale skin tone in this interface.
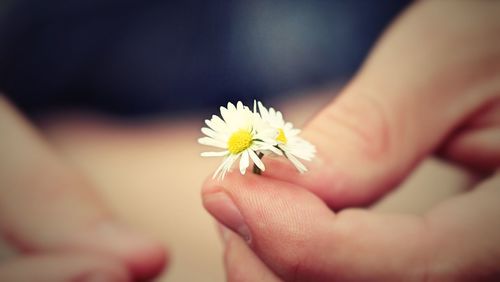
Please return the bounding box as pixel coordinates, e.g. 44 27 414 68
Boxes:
1 1 499 281
0 96 168 281
202 1 500 281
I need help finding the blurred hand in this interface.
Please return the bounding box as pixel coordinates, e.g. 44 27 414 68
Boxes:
202 1 500 281
0 96 167 281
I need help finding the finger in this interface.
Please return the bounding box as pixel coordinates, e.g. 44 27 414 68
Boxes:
424 174 500 280
203 173 432 281
0 253 129 282
372 157 478 214
220 226 282 282
262 0 500 209
0 96 167 280
441 99 500 171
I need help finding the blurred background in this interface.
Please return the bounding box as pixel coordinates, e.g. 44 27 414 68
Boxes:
0 1 415 281
0 0 410 117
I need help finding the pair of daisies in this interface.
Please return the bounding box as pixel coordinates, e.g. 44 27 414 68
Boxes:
199 101 315 180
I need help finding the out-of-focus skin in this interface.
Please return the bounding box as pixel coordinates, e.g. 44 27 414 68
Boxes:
202 1 500 281
0 96 167 281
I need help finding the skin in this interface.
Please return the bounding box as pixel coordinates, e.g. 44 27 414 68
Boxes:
0 96 168 281
202 1 500 281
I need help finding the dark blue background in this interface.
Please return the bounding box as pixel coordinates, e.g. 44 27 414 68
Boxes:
0 0 410 117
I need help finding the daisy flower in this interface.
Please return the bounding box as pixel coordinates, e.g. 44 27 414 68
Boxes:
199 101 280 179
258 101 316 173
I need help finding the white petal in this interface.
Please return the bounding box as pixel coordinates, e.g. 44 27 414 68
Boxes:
268 107 275 116
258 101 269 120
259 143 282 155
276 111 283 121
284 122 294 130
207 115 227 131
287 153 308 173
287 128 300 137
286 138 316 160
198 137 227 149
201 151 229 157
201 127 218 138
256 129 279 140
236 101 244 111
213 156 229 179
228 102 237 111
222 155 237 179
220 106 230 122
213 155 236 179
249 150 265 171
239 150 250 175
257 138 278 148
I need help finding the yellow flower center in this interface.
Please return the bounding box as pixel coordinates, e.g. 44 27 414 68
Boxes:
276 128 287 144
227 129 253 154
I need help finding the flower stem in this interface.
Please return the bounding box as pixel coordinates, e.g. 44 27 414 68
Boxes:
252 152 264 175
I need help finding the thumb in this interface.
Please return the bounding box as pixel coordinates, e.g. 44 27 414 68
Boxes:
263 0 500 208
202 173 432 281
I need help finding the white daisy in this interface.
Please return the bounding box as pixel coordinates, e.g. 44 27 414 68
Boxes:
199 101 280 179
258 101 316 173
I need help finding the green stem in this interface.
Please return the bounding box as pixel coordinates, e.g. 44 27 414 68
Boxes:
252 152 264 175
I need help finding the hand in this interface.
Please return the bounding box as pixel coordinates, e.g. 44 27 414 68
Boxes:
202 1 500 281
0 96 167 281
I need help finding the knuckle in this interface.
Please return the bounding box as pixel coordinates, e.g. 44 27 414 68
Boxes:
309 92 392 161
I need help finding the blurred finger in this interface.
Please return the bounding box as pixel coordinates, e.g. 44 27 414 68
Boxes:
372 158 478 214
0 253 129 282
0 97 167 280
424 174 500 280
441 99 500 171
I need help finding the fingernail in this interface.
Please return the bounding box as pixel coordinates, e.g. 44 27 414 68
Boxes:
203 192 251 243
95 223 167 279
69 222 166 280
